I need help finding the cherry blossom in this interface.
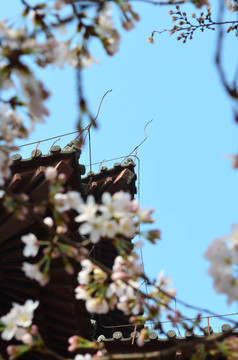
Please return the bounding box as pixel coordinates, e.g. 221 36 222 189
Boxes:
0 300 39 341
205 224 238 304
1 308 19 341
112 253 143 279
98 3 115 34
54 191 83 212
118 217 136 238
77 259 93 285
12 300 39 328
78 216 104 244
100 191 132 219
101 219 118 239
20 332 34 346
43 217 54 228
21 233 40 257
75 195 98 222
45 166 58 182
20 76 50 121
22 262 48 286
137 328 149 347
85 298 109 314
75 286 88 301
0 104 27 143
81 54 101 69
74 191 158 245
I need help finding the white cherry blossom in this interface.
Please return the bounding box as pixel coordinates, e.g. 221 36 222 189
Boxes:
75 195 98 222
67 191 83 211
100 191 132 219
78 216 103 243
1 308 19 341
13 300 39 328
45 166 57 182
75 286 88 300
101 219 118 238
118 217 136 238
205 224 238 303
43 217 54 228
54 191 83 212
85 298 109 314
22 262 47 286
21 233 39 257
1 300 39 341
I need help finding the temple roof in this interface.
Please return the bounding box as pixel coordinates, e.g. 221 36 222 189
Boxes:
0 142 137 358
96 325 238 360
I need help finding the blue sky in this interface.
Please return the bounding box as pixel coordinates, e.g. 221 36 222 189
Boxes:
3 1 238 333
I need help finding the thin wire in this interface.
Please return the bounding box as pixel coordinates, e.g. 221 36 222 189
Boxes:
50 138 61 149
75 89 113 142
151 312 238 325
136 156 149 297
88 128 92 172
75 89 113 167
18 129 81 148
121 119 153 163
99 311 238 330
174 298 182 337
82 119 153 170
18 89 113 149
84 155 131 168
92 89 112 125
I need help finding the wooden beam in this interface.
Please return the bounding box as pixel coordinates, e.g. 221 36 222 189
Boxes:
8 173 21 191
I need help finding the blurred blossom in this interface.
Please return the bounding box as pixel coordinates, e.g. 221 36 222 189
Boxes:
205 224 238 303
45 167 57 182
22 262 48 286
21 233 39 257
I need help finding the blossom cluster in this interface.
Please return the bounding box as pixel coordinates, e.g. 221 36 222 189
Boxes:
0 300 39 342
74 256 177 350
0 17 77 122
205 224 238 304
75 255 142 316
74 191 154 244
19 166 160 289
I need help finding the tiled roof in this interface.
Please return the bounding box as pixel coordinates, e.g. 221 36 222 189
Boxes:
0 142 137 358
96 325 238 360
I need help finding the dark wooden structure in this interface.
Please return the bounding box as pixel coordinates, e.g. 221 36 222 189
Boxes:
0 141 137 357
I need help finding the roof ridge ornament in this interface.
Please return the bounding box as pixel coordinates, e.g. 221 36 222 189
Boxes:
62 139 81 154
